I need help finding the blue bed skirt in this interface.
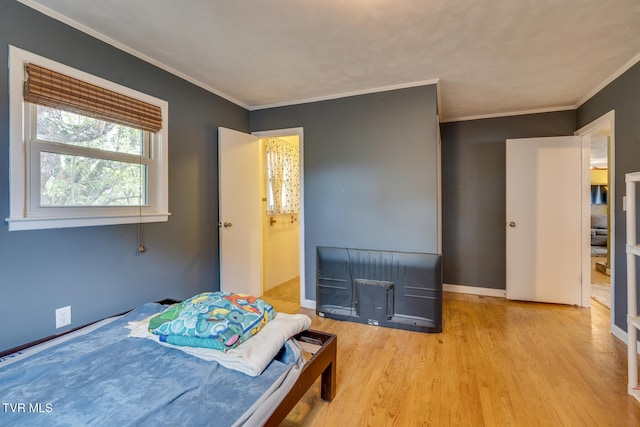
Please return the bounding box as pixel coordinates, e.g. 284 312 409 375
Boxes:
0 303 303 426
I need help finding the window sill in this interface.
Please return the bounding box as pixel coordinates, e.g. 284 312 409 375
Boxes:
5 212 171 231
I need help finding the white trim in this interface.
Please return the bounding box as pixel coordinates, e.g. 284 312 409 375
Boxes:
578 131 592 308
17 0 435 112
436 114 442 253
575 111 616 329
252 128 306 308
16 0 249 110
441 105 576 123
18 0 640 121
429 50 640 122
6 212 171 232
250 79 440 111
576 51 640 109
10 45 161 103
612 323 627 343
6 46 170 231
612 323 640 355
420 53 640 123
435 80 443 123
575 110 616 135
444 283 507 298
301 299 316 310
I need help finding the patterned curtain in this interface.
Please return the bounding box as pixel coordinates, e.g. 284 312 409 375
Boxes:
265 137 299 215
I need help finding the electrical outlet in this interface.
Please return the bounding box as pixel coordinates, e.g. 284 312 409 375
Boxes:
55 306 71 329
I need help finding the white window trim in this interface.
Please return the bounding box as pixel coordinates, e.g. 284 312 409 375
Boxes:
7 46 170 231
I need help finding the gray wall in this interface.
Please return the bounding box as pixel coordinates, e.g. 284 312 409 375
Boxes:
5 0 635 352
0 1 248 352
440 111 576 290
250 86 439 300
577 61 640 331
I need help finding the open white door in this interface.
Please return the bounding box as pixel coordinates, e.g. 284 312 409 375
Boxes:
506 136 582 305
218 127 261 296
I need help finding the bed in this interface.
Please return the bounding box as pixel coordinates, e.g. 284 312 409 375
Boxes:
0 295 336 426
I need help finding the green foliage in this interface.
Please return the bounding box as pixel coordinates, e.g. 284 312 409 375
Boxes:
36 106 146 207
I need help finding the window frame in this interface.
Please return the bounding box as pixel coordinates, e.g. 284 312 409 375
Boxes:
27 105 153 213
7 46 170 231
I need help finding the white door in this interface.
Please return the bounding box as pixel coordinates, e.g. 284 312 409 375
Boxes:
506 136 582 305
218 127 262 296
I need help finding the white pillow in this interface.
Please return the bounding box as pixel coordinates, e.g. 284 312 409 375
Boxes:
127 312 311 376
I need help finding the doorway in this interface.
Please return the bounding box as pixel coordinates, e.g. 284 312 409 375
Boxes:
576 111 615 326
252 128 306 308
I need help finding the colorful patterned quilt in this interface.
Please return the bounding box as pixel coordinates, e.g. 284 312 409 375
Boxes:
148 292 276 352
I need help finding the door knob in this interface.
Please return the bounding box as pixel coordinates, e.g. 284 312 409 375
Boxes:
509 221 516 228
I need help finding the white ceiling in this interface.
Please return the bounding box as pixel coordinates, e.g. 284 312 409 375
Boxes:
20 0 640 122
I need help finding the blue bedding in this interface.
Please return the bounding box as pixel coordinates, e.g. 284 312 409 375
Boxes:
0 303 303 426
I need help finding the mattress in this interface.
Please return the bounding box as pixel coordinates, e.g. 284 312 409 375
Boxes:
0 302 304 426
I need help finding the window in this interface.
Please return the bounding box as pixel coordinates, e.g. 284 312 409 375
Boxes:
264 137 300 215
7 46 169 231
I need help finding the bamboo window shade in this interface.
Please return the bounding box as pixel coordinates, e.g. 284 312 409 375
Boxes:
23 63 162 133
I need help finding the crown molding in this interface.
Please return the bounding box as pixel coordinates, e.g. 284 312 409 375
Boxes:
18 0 640 121
441 105 576 123
18 0 250 109
250 79 440 111
576 50 640 109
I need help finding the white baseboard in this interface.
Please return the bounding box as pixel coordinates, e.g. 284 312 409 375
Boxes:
443 282 640 358
444 283 507 298
612 323 640 355
304 284 640 356
612 323 627 343
301 299 316 310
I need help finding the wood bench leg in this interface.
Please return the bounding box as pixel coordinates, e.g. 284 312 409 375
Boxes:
320 360 335 401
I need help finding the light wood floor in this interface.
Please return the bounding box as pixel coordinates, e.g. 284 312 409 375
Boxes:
591 256 610 286
261 282 640 426
591 256 611 309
